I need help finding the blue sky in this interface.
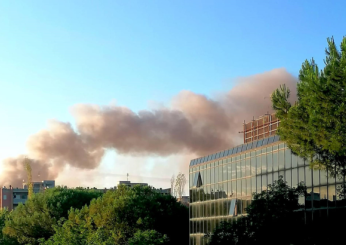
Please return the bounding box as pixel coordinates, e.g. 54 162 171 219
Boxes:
0 0 345 187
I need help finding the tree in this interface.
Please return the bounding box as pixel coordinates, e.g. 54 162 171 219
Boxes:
3 187 102 244
43 185 188 245
174 173 186 199
209 176 307 245
0 209 18 245
271 36 346 180
127 230 169 245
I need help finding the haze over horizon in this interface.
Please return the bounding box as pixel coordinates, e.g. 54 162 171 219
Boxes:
0 1 345 192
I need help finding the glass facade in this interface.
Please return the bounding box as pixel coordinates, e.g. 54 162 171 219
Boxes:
189 137 345 245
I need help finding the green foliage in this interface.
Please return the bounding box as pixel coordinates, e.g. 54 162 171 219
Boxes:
3 187 102 244
209 176 307 245
0 209 19 245
43 185 188 245
127 230 169 245
271 36 346 179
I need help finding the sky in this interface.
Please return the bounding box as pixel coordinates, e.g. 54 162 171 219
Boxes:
0 0 345 190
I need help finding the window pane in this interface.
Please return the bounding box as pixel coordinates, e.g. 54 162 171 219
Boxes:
292 154 298 168
292 168 298 187
305 166 312 187
227 163 232 181
211 167 215 184
219 164 223 182
251 157 256 176
262 175 267 190
246 159 250 177
313 169 320 186
268 173 273 186
320 171 328 185
267 153 273 173
298 167 305 183
256 175 261 193
215 166 219 183
231 180 236 198
251 176 256 195
279 150 285 170
256 156 261 175
320 186 328 208
231 163 237 180
223 164 228 181
241 160 246 178
207 168 210 185
297 156 304 167
237 179 242 197
228 182 232 199
273 152 278 171
236 162 241 179
328 185 336 206
285 149 292 169
286 170 292 187
273 171 279 182
261 154 267 174
246 178 251 196
242 178 247 196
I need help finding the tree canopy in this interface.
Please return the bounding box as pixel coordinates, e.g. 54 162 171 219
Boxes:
271 36 346 179
41 185 188 245
3 187 102 244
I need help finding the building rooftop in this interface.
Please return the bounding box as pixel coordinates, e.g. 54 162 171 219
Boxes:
189 135 280 167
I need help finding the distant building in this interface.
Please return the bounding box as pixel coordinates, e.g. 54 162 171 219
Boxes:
0 180 55 211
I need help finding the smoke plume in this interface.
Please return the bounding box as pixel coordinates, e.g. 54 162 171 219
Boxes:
0 68 298 187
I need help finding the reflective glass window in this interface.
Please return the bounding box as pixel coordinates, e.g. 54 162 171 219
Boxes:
211 202 215 216
247 142 253 150
285 149 292 169
251 176 256 194
279 171 285 181
236 146 242 153
313 169 320 186
228 182 232 198
237 179 242 197
242 178 247 196
218 165 223 182
273 152 278 171
267 152 273 172
268 136 274 144
251 157 256 176
305 166 312 187
292 168 298 187
286 170 292 187
231 163 237 180
237 199 242 215
241 144 247 151
262 175 267 190
328 185 336 205
273 144 278 151
320 171 328 185
262 137 269 146
236 162 241 178
211 184 215 200
246 159 251 177
256 175 262 193
231 180 236 197
257 139 263 147
261 154 267 174
207 168 210 185
297 156 304 166
268 173 273 186
227 164 232 181
298 167 305 184
279 150 285 170
241 160 246 177
328 172 336 185
246 178 251 196
320 186 328 208
273 171 279 182
292 154 298 168
266 146 272 153
211 167 215 184
223 164 228 181
256 156 261 174
206 185 210 201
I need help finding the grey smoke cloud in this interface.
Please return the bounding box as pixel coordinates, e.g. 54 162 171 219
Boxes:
0 68 298 187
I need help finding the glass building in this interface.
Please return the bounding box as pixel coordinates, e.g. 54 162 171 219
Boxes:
189 135 345 245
